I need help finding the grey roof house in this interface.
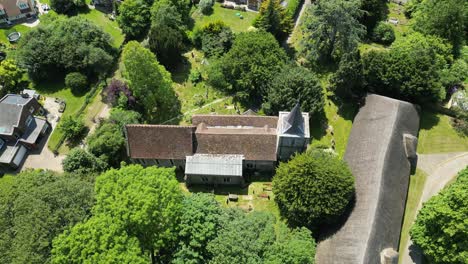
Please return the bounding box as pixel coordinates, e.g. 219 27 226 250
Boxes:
125 104 310 185
315 94 420 264
0 94 50 169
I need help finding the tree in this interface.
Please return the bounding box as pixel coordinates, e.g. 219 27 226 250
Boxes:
148 0 186 68
209 31 287 101
412 0 467 55
254 0 293 40
17 17 115 81
121 41 178 122
104 79 136 109
50 0 85 14
198 0 214 14
62 148 107 174
329 49 365 99
0 170 94 264
300 0 365 63
410 167 468 264
65 72 88 94
264 64 324 115
440 59 468 90
273 150 355 229
207 210 277 263
371 22 395 45
359 0 387 33
58 116 85 141
51 215 148 264
173 194 223 264
193 21 234 58
109 108 141 131
87 123 125 167
362 33 452 104
0 59 25 95
93 165 184 262
117 0 151 39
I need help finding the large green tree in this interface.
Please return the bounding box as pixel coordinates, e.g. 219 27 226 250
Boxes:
359 0 387 33
50 0 85 14
17 17 115 81
264 64 324 115
362 32 452 104
0 170 94 264
329 49 365 99
208 31 287 101
254 0 293 40
410 167 468 264
117 0 151 39
273 150 355 229
121 41 178 122
52 215 147 264
193 21 234 58
109 108 142 131
0 59 24 95
87 122 126 167
94 165 184 262
300 0 365 63
412 0 467 55
62 148 107 175
173 193 223 264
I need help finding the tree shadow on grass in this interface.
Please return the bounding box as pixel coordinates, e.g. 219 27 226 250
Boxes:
170 56 191 84
187 184 250 196
419 109 440 130
310 108 329 142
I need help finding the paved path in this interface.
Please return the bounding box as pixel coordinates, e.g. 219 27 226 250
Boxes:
286 0 312 44
400 152 468 264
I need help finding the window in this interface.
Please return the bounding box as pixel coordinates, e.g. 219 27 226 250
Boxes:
29 106 34 113
0 139 4 149
223 177 231 183
25 115 33 127
247 163 254 169
18 2 28 9
201 176 209 182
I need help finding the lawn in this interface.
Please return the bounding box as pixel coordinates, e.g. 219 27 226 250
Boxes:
78 9 124 47
0 25 32 58
417 110 468 154
398 169 428 263
192 3 258 33
387 2 410 41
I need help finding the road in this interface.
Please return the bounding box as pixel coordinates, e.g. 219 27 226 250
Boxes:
400 152 468 264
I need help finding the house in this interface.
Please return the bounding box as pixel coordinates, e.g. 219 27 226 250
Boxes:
125 103 310 185
315 94 420 264
0 94 50 169
0 0 37 26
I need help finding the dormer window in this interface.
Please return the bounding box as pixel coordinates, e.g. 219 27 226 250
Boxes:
17 1 28 9
0 8 5 15
29 106 34 113
25 115 33 127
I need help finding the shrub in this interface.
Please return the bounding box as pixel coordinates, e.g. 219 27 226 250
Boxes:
58 117 86 141
62 148 107 174
65 72 88 94
273 150 355 229
199 0 214 14
189 69 202 84
371 22 395 45
199 21 234 58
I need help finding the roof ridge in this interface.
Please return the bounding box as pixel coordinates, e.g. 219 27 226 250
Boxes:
126 124 196 128
192 114 278 119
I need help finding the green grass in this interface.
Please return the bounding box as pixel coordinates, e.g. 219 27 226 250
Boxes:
387 2 410 41
418 110 468 154
398 169 428 264
0 25 32 58
192 3 258 33
83 92 107 128
79 9 124 47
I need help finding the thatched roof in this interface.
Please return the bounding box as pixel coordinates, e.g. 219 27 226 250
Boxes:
316 94 420 264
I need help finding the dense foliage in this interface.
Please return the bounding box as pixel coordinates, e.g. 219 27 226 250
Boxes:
0 170 94 264
58 116 86 141
198 0 214 14
412 0 467 54
193 21 234 58
105 79 136 109
300 0 365 63
121 41 178 122
117 0 151 39
371 22 395 45
148 0 186 68
17 17 115 81
86 122 125 167
410 167 468 264
254 0 293 40
108 108 142 131
207 31 287 101
65 72 88 94
359 0 387 33
0 59 24 95
329 49 365 99
62 148 107 174
362 33 452 104
273 150 355 229
50 0 85 14
264 64 324 115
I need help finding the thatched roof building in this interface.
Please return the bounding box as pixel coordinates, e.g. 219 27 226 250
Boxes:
316 94 420 264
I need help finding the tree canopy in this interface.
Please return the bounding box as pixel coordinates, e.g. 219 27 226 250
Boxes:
87 122 126 167
50 0 85 14
412 0 467 55
273 150 355 229
0 59 25 95
329 49 365 99
410 167 468 264
254 0 293 41
17 17 115 81
264 64 324 115
300 0 365 64
62 148 107 175
121 41 178 122
193 21 234 58
208 31 287 102
117 0 151 39
362 32 452 104
359 0 387 33
0 170 94 264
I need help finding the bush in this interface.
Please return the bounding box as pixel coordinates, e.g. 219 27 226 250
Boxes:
198 21 234 58
62 148 107 174
65 72 88 94
199 0 214 14
58 116 86 141
371 22 395 45
273 150 355 229
189 69 202 84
